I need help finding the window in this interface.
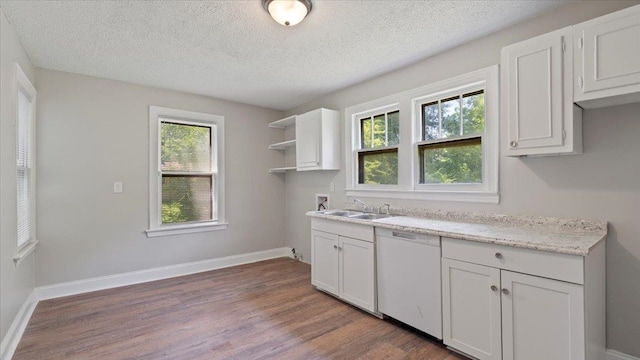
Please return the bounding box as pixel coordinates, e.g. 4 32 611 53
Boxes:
345 65 499 203
147 106 226 237
418 90 484 185
15 63 38 264
357 109 399 185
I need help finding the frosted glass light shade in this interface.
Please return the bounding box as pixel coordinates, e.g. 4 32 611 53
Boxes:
263 0 312 27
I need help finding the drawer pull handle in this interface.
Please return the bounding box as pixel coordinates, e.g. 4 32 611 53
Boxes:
495 252 503 259
491 285 498 292
502 288 510 295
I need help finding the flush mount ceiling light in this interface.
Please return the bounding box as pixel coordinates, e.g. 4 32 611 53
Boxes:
262 0 313 27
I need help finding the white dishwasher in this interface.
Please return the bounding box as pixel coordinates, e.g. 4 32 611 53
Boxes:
376 227 442 339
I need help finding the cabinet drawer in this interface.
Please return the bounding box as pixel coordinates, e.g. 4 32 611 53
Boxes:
442 237 584 284
311 218 374 242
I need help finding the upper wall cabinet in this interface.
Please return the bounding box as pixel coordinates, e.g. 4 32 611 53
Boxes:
502 26 582 157
573 5 640 109
295 108 340 171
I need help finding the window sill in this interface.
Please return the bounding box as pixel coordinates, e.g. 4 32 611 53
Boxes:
345 189 499 204
146 222 229 238
14 239 39 267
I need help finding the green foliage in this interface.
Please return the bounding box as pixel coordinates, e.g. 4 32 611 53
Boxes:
162 202 187 224
361 151 398 185
161 122 211 171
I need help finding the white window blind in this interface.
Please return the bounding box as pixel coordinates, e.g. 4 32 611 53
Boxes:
16 76 35 249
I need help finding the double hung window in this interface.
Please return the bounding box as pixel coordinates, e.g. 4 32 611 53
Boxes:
417 89 485 185
15 64 38 264
147 106 226 237
357 109 399 185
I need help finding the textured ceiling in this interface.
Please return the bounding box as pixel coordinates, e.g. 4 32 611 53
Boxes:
1 1 571 110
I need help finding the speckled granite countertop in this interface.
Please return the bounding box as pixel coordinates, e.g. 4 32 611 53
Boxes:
306 210 607 256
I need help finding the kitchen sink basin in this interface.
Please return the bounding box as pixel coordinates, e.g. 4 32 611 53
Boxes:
317 210 394 220
321 210 363 217
348 213 393 220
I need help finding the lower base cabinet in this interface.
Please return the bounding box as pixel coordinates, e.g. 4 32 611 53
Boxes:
442 237 605 360
311 219 376 313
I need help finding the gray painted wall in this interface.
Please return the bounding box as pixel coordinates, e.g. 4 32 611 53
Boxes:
34 68 287 286
0 9 36 342
285 1 640 356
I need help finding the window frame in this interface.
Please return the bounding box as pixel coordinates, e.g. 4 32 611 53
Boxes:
13 63 38 266
413 83 490 193
147 106 227 237
350 103 400 190
345 65 499 204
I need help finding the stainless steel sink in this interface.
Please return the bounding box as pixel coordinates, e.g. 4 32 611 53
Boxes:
320 210 363 217
348 213 393 220
317 210 393 220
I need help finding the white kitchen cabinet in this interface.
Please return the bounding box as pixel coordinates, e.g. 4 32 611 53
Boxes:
442 258 502 360
295 108 340 171
310 218 376 313
502 271 584 360
442 237 605 360
502 26 582 157
268 108 340 172
573 4 640 108
338 236 375 311
311 230 339 295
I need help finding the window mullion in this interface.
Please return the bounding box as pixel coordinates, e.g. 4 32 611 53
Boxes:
459 95 463 136
384 113 389 146
438 100 442 138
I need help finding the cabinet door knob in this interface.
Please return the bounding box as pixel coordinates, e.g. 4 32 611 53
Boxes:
510 141 518 148
333 245 338 250
338 246 342 251
495 252 503 259
491 285 498 292
502 288 510 295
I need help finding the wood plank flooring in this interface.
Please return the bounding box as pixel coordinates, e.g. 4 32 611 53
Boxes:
14 258 466 359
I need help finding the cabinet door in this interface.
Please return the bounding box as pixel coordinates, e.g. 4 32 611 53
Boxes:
311 230 339 296
575 5 640 103
501 271 584 360
502 26 575 156
295 109 321 170
338 236 375 312
442 258 502 360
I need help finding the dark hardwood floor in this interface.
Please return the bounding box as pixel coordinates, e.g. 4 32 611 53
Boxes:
14 258 466 359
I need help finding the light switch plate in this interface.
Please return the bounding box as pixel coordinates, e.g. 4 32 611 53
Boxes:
113 181 123 193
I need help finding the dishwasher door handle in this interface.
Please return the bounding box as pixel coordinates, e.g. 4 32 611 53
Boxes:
391 231 416 240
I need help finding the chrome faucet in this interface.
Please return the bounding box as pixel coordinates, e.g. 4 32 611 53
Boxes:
353 198 370 212
381 203 391 215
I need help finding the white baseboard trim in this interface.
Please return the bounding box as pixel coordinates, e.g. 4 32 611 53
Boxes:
607 349 640 360
0 290 38 360
37 247 292 301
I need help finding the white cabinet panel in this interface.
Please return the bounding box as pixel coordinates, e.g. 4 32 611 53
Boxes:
295 108 340 171
295 110 321 169
502 26 582 156
339 236 375 312
574 4 640 108
311 230 339 296
501 271 585 360
442 258 502 360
